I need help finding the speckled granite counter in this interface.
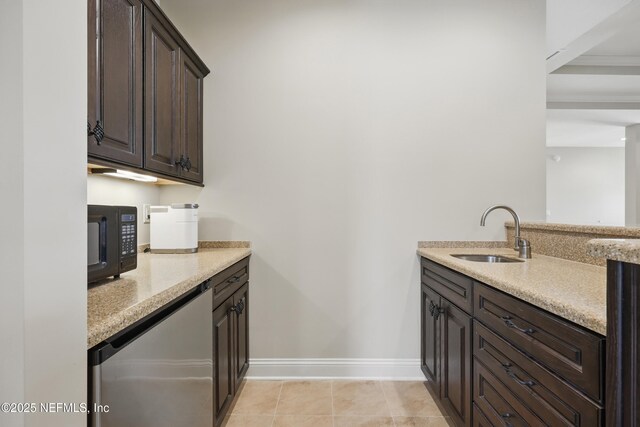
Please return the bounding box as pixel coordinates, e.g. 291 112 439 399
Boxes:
588 239 640 265
88 248 251 349
418 247 606 335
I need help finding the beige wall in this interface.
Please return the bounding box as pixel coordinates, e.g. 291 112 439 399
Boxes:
162 0 547 370
0 1 26 423
0 0 88 425
87 176 164 245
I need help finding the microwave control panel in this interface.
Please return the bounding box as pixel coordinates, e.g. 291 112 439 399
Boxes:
120 211 137 258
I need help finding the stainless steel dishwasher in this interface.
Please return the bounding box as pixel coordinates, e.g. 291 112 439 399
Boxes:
89 281 213 427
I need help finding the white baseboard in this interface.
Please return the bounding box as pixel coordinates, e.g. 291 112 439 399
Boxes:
245 358 423 380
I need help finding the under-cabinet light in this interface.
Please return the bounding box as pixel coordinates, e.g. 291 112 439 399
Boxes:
91 168 158 183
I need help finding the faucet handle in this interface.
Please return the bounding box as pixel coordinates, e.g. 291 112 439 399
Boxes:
518 239 531 259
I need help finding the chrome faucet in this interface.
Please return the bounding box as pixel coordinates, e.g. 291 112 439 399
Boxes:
480 205 531 259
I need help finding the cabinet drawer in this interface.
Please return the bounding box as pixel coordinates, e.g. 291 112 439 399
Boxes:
213 258 250 309
421 258 473 314
474 283 604 403
474 322 603 426
472 403 493 427
474 358 545 427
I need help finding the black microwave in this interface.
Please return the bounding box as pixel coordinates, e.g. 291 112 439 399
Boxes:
88 205 137 283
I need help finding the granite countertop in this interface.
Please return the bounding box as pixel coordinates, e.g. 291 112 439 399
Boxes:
88 248 252 349
588 239 640 265
417 247 606 336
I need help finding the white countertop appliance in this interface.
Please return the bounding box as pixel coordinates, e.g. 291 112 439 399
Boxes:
150 204 199 253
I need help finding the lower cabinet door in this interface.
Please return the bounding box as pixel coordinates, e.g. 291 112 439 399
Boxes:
421 284 441 387
440 299 472 427
233 284 250 386
213 297 235 425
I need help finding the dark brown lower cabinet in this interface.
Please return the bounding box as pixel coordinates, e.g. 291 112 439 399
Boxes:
605 260 640 426
440 300 472 427
234 284 250 385
212 259 251 426
473 359 542 426
213 296 235 426
421 283 471 427
420 257 605 427
421 284 440 385
472 403 492 427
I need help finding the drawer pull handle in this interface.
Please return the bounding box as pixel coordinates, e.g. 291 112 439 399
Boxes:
501 413 515 427
501 316 535 334
506 368 536 387
227 275 242 284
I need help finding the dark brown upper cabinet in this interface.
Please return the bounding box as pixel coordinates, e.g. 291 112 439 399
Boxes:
88 0 144 167
179 53 205 183
143 8 181 177
88 0 210 185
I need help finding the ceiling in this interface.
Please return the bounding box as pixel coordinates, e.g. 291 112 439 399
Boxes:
546 109 640 147
546 0 632 58
586 24 640 56
546 1 640 148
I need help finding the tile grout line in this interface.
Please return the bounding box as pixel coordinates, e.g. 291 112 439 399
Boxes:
378 380 396 427
270 381 284 427
330 380 335 427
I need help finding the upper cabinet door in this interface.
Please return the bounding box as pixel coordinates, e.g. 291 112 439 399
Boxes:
88 0 143 167
179 53 205 183
144 9 181 177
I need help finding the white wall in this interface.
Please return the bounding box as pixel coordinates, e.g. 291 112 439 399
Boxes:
0 0 87 425
626 124 640 226
0 1 26 424
87 176 164 245
547 147 625 226
161 0 546 370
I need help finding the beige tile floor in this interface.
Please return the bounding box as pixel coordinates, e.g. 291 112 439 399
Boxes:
223 380 452 427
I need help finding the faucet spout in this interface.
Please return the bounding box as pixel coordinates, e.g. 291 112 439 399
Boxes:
480 205 521 251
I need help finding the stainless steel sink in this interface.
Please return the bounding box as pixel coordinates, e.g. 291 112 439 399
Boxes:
450 254 524 263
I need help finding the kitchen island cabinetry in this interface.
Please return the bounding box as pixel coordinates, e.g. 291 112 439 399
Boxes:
420 256 605 426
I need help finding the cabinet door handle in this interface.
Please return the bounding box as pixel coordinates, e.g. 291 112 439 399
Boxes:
501 316 535 334
237 300 245 314
185 157 192 171
88 120 105 144
428 301 436 317
433 305 444 321
175 155 186 169
229 305 237 313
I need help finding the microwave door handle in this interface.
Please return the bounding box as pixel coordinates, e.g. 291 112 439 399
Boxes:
99 217 107 265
